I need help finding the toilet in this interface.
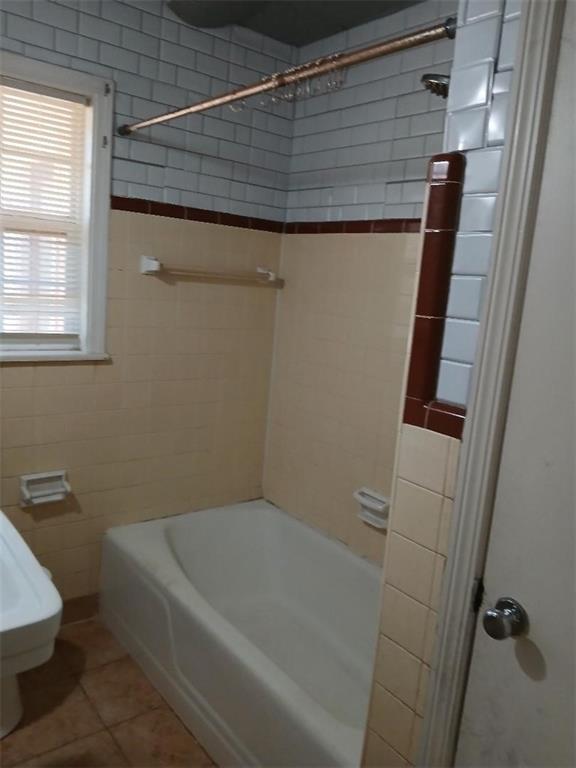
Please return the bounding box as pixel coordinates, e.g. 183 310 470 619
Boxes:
0 512 62 738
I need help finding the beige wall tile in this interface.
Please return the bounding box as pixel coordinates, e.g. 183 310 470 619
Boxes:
263 233 418 559
0 212 281 600
415 664 430 717
422 610 438 666
380 585 429 659
374 635 421 709
391 479 443 550
444 437 460 498
429 555 446 611
370 683 414 758
408 715 423 765
397 424 451 494
364 729 409 768
386 533 436 606
437 498 453 556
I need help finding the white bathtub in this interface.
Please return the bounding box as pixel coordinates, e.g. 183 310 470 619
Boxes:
101 500 381 767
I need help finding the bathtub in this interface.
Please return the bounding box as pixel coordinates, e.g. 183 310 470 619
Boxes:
101 500 381 767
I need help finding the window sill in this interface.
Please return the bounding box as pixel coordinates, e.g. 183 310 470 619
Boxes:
0 351 111 363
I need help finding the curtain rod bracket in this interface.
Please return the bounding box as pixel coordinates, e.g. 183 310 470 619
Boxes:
444 16 457 39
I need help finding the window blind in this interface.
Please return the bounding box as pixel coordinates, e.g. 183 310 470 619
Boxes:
0 81 88 345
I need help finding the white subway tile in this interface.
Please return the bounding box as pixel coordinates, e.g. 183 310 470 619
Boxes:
33 1 78 32
55 29 79 56
498 18 520 71
493 70 513 93
2 1 33 18
442 319 480 364
459 194 497 231
445 107 488 151
463 148 503 193
78 35 99 61
79 14 120 45
504 0 522 20
101 2 142 29
464 0 504 23
122 28 159 58
23 44 69 67
446 276 485 320
487 92 509 146
392 136 426 160
100 43 139 73
452 16 501 68
447 62 493 112
6 14 54 47
453 233 493 275
437 360 472 405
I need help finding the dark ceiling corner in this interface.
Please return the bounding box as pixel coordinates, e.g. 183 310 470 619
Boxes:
167 1 426 47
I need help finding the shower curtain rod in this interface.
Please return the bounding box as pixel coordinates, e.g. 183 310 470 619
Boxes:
118 16 456 136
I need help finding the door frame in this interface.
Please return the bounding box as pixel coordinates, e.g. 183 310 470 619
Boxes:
417 1 566 765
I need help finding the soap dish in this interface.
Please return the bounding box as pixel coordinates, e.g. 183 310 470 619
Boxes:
353 487 390 530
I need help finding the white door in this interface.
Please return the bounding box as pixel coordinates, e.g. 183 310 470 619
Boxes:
455 5 575 766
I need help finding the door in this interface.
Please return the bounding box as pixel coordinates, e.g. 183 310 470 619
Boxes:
455 5 575 766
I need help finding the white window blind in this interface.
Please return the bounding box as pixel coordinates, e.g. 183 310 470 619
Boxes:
0 80 89 348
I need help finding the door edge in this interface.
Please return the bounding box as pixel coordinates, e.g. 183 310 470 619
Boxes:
417 1 566 765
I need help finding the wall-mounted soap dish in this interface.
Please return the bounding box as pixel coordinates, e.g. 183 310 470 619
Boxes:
20 471 71 507
353 487 390 530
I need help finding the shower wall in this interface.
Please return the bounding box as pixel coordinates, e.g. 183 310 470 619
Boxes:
1 0 452 223
0 0 447 600
264 231 420 561
0 0 296 221
286 0 458 222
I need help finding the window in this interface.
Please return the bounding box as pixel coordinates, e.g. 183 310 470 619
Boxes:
0 54 113 361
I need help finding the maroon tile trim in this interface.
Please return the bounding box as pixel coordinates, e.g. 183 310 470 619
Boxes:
282 218 421 234
110 196 284 232
404 152 467 440
425 182 463 230
426 400 466 439
110 196 421 235
406 317 445 401
404 397 428 428
427 152 466 182
416 230 456 317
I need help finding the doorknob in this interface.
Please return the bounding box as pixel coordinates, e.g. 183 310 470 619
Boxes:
482 597 529 640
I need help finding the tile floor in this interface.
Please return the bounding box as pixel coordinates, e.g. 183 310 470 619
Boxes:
0 619 216 768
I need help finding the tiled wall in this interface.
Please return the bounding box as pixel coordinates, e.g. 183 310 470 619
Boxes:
437 0 521 405
0 0 296 221
0 211 280 599
264 232 420 562
363 425 460 766
286 0 458 223
0 0 453 223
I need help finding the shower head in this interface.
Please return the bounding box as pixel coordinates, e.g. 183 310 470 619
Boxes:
421 73 450 99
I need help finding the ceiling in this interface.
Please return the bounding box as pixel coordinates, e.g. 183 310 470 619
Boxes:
167 0 425 47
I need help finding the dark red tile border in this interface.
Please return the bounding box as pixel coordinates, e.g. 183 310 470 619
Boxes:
404 152 467 440
426 400 466 439
110 196 420 235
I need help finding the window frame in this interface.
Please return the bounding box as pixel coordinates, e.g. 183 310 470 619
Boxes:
0 52 113 362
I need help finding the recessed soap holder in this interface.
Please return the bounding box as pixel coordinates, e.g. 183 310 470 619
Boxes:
353 487 390 530
20 471 71 507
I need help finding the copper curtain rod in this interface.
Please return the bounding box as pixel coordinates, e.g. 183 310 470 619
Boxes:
118 17 456 136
